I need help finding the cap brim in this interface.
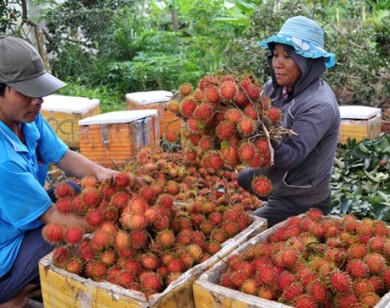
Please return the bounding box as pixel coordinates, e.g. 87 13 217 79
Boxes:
7 72 66 97
258 34 336 68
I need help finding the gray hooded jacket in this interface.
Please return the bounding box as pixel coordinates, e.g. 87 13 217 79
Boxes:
263 45 340 206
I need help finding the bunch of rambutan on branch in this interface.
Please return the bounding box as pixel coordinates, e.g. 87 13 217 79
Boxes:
163 73 296 198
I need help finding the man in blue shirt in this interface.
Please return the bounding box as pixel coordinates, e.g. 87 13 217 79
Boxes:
0 36 126 307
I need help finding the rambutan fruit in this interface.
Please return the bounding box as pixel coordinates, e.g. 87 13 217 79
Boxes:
382 268 390 288
255 264 278 285
224 108 243 124
364 252 386 274
251 175 272 197
186 244 203 262
116 270 135 288
220 145 239 166
164 130 179 143
359 292 380 307
129 230 149 249
281 247 300 268
293 294 317 308
329 271 352 293
114 230 130 251
193 102 213 122
123 212 147 230
139 271 163 291
117 262 137 280
141 253 160 270
257 286 274 300
281 281 304 302
198 75 220 91
52 246 69 268
85 260 107 281
334 293 358 307
156 229 176 248
91 228 112 250
346 259 370 279
113 172 131 189
42 223 64 244
237 117 257 137
54 182 75 199
180 98 197 118
305 208 323 221
372 220 389 237
209 212 223 225
348 243 368 259
55 197 72 214
278 271 297 289
156 194 174 209
222 221 240 237
81 187 102 208
153 215 170 231
167 100 180 113
265 107 282 124
199 219 216 235
235 91 249 106
167 258 185 273
240 279 257 295
215 120 236 140
244 84 260 100
243 104 258 120
85 208 104 228
99 248 117 266
78 240 94 262
204 85 221 104
208 152 224 170
353 279 375 296
220 80 238 101
367 236 385 252
166 180 180 195
80 175 98 188
206 240 221 255
64 225 84 245
307 279 329 304
127 196 149 213
178 82 193 97
65 257 84 275
139 186 157 204
230 270 250 289
238 142 257 163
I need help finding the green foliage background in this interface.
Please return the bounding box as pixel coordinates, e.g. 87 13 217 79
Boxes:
2 0 388 112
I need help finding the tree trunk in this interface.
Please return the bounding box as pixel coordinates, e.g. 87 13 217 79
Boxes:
172 9 179 32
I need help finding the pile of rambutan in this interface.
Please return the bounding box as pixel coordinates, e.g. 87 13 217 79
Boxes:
43 154 258 299
163 74 295 199
218 208 390 307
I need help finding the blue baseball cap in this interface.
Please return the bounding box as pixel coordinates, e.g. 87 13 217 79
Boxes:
258 16 336 68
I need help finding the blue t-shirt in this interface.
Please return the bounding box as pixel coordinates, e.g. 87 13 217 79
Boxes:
0 114 68 277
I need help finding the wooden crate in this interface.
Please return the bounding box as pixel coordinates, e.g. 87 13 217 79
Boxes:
339 105 382 144
41 95 100 148
39 216 267 308
78 110 159 168
126 91 183 137
193 216 390 308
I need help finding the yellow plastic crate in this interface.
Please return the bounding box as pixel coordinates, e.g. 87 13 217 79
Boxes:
338 105 382 144
193 216 390 308
126 91 183 138
41 95 100 148
39 216 267 308
78 110 159 168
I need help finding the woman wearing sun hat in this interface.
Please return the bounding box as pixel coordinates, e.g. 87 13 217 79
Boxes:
238 16 340 227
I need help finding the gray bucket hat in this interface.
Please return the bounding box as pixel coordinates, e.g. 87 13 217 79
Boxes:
0 36 66 97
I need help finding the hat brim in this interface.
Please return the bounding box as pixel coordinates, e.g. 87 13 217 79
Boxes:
258 34 336 68
7 72 66 97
